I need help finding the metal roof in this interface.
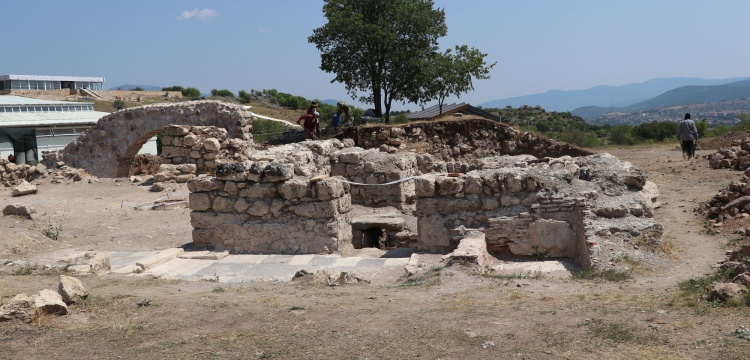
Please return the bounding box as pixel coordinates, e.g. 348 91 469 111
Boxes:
407 102 501 121
0 95 92 106
407 103 471 120
0 74 104 82
0 111 107 127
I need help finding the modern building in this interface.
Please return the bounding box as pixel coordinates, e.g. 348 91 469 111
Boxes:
0 74 105 91
0 95 155 164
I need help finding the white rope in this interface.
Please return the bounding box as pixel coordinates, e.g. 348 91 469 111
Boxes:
329 172 455 186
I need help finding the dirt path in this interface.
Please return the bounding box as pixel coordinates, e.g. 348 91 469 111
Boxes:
2 143 750 359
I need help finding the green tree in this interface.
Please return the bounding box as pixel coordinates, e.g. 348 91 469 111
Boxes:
696 118 709 138
162 86 184 92
418 45 494 114
132 87 144 91
183 87 201 100
309 0 447 123
211 89 235 98
238 90 252 104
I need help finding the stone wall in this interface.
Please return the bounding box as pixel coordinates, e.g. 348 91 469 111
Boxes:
188 139 352 254
186 138 661 269
339 118 594 162
0 158 47 186
56 101 253 178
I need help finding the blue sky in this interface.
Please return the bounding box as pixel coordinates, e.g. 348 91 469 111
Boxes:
3 0 749 111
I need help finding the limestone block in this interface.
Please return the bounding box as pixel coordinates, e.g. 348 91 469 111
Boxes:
162 146 190 158
464 174 483 194
239 183 278 198
224 181 239 196
338 148 363 164
189 150 202 159
418 215 450 252
435 176 464 196
279 178 312 200
187 176 224 192
180 164 198 174
482 196 500 210
163 125 189 136
189 193 212 211
316 177 345 200
417 198 480 216
247 199 271 216
190 211 249 229
234 198 251 213
205 160 218 170
35 289 68 316
500 194 522 207
270 199 284 217
58 275 87 304
203 152 217 160
287 199 340 219
204 138 221 151
183 134 197 146
212 196 235 212
3 204 35 219
153 172 174 183
172 137 182 147
11 181 38 197
414 177 436 198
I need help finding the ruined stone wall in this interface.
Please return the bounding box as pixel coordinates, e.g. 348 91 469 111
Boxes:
153 125 250 182
339 118 593 162
0 158 47 186
188 139 352 254
331 148 417 208
57 101 253 178
186 137 660 269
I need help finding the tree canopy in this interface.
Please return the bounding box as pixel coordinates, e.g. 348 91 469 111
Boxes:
311 0 484 123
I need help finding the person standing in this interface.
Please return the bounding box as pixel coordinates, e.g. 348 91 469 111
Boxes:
330 110 343 133
678 112 699 160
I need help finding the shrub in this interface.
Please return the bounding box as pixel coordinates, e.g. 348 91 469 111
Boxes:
113 99 126 110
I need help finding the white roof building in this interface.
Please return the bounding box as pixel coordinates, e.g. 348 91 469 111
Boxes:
0 95 111 163
0 74 105 91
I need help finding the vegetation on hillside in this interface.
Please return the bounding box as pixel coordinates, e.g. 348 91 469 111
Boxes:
487 105 750 148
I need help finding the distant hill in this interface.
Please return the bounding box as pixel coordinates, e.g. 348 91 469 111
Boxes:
108 84 162 91
573 79 750 124
480 77 749 112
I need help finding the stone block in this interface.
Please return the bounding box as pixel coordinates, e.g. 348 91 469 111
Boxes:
264 163 294 182
435 176 464 196
190 211 249 229
189 193 212 211
414 176 435 198
187 177 224 192
204 138 221 151
316 177 345 200
239 183 278 198
279 178 312 200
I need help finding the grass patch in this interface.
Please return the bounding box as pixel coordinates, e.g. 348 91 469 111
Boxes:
12 264 37 276
570 268 632 282
675 267 741 310
580 318 667 345
482 269 545 280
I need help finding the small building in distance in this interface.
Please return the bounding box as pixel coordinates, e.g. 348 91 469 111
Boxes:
0 74 104 92
406 102 501 122
0 95 156 164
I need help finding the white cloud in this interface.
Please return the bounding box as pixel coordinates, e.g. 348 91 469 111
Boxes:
177 9 217 21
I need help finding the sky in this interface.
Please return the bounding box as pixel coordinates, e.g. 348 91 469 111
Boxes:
2 0 749 111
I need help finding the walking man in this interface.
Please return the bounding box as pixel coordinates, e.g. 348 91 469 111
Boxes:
678 113 698 160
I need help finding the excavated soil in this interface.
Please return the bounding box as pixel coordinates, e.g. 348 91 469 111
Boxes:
1 141 750 359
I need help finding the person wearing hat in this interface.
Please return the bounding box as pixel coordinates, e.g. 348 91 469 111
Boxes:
297 101 320 139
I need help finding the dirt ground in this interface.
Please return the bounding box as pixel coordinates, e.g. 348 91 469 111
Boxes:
2 141 750 359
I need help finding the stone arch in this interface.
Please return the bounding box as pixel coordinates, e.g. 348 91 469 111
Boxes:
59 101 253 177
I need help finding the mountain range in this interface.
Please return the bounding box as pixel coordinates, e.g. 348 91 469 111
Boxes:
480 77 750 113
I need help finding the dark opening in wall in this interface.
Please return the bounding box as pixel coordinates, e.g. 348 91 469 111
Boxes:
361 228 387 249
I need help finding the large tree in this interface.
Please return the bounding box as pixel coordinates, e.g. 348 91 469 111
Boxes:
309 0 447 123
417 45 495 115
